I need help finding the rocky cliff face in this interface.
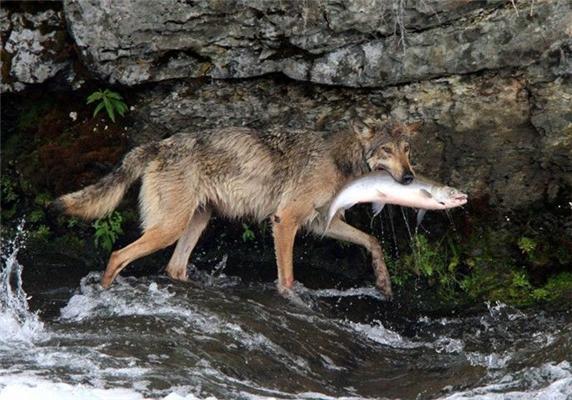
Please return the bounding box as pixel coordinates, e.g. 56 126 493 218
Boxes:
1 5 79 92
62 0 570 88
2 0 571 211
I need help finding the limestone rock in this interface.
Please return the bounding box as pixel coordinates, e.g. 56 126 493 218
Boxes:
130 69 570 210
1 8 78 92
63 0 571 87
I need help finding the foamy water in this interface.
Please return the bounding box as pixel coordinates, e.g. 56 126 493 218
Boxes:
1 231 571 399
0 225 45 347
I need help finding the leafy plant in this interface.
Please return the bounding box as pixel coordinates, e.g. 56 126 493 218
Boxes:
28 209 45 223
86 89 128 123
517 236 537 256
93 211 124 253
30 225 51 241
511 271 531 290
1 176 18 220
241 223 255 242
1 176 17 203
66 217 81 228
34 192 52 207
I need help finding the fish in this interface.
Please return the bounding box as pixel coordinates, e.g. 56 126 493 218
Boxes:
325 172 468 231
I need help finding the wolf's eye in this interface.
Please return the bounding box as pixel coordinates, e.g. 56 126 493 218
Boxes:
381 146 392 154
403 143 410 153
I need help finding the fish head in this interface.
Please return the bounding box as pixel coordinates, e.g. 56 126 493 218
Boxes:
353 118 418 185
431 185 468 208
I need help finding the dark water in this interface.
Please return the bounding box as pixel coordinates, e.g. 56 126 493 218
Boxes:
1 229 571 400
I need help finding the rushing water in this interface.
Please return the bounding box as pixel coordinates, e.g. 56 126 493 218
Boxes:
0 229 571 400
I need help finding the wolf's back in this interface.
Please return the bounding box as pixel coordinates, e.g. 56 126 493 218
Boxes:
50 143 159 220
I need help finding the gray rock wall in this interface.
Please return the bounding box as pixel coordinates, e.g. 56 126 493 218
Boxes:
130 68 568 210
1 7 78 92
62 0 570 87
2 0 571 211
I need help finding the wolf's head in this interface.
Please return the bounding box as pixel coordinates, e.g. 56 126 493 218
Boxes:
353 118 419 185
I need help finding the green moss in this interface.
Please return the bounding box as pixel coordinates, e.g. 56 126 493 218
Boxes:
17 100 51 132
534 272 572 302
388 223 572 307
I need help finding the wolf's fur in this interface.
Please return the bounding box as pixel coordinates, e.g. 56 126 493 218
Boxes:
51 119 417 298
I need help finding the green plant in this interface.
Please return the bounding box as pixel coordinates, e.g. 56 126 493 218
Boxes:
1 176 17 203
410 234 437 277
34 192 52 207
533 272 572 302
28 209 44 223
93 211 124 253
241 223 255 242
30 224 51 241
511 271 531 290
1 176 18 220
86 89 128 123
517 236 537 256
386 255 412 288
66 217 81 228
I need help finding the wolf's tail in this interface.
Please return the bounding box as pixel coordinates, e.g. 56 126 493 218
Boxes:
49 143 159 220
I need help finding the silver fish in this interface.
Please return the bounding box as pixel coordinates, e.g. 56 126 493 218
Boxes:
325 172 468 231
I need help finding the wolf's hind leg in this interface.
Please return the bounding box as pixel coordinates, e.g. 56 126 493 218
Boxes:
101 215 192 288
315 217 393 299
165 208 212 281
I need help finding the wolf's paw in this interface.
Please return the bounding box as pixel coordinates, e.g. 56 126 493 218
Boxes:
375 277 393 301
101 273 114 289
165 265 189 282
277 278 295 296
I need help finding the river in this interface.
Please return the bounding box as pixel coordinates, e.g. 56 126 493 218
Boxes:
1 228 571 400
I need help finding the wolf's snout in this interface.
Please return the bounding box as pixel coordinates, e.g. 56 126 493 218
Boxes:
401 172 414 185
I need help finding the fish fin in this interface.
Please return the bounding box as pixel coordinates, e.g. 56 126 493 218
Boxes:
416 209 427 227
323 208 350 237
419 189 433 199
372 202 385 217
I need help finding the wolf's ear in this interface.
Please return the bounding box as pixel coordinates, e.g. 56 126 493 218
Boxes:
404 121 422 136
351 118 375 143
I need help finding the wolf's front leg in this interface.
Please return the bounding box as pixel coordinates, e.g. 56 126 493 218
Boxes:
316 217 393 299
272 213 299 294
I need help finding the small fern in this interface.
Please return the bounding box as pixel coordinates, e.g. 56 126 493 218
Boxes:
93 211 124 253
241 223 255 242
86 89 128 123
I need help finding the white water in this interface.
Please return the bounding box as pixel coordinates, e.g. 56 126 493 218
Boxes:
0 223 45 347
0 230 571 400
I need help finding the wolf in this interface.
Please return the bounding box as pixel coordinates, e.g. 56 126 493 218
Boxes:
50 118 417 298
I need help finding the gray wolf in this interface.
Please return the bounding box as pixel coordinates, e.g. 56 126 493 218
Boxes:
51 118 417 298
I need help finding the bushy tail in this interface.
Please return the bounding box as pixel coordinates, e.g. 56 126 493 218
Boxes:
49 143 158 220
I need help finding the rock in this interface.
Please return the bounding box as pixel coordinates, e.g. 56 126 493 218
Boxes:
63 0 571 87
3 0 570 213
130 68 568 210
1 7 80 92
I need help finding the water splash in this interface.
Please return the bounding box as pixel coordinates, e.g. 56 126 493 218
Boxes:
0 222 46 346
